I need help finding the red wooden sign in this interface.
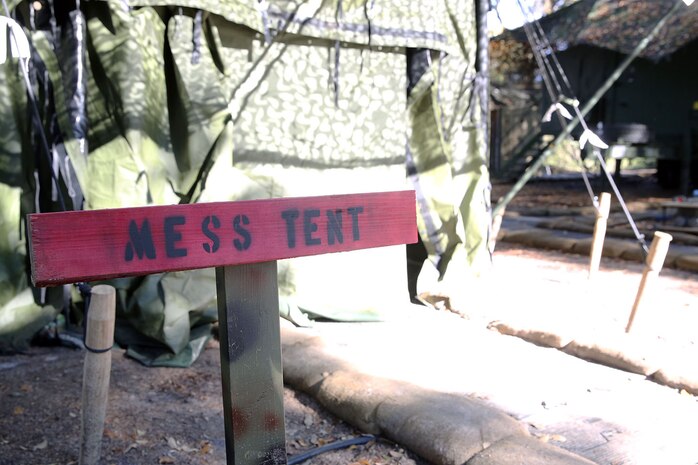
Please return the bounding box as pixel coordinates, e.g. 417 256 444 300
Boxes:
29 191 416 286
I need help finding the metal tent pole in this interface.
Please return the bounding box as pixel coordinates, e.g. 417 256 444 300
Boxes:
476 0 490 166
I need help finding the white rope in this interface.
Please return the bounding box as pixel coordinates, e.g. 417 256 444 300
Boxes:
509 0 650 252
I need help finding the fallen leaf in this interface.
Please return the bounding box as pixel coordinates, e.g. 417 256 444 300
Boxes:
199 440 212 455
32 439 48 451
158 456 175 464
180 444 198 453
20 384 32 393
166 437 197 453
124 443 139 454
13 406 24 415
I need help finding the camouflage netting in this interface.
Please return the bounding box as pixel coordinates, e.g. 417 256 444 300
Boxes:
498 0 698 60
0 0 489 364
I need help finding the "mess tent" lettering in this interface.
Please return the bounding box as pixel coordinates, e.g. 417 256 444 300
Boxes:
28 191 417 286
123 207 364 262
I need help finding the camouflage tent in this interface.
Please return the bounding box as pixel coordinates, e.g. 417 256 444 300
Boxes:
500 0 698 60
0 0 490 364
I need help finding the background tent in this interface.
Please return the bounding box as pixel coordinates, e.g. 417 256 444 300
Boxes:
507 0 698 60
0 0 490 364
490 0 698 190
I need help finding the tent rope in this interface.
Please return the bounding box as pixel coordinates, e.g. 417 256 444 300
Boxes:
515 0 598 207
510 0 650 253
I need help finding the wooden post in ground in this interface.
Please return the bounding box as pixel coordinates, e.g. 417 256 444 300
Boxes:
625 231 672 333
588 192 611 279
216 262 286 464
79 284 116 465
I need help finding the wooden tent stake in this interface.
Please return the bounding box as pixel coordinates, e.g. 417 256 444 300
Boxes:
588 192 611 279
625 232 672 333
79 285 116 465
489 208 505 252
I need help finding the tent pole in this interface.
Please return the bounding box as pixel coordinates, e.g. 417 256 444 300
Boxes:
476 0 490 166
493 0 685 217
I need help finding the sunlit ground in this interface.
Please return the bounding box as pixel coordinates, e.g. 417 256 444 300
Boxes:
316 243 698 464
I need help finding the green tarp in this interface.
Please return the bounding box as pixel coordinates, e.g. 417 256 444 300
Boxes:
0 0 489 364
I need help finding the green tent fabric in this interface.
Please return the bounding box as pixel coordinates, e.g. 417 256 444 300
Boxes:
0 63 24 188
0 0 489 364
0 184 58 353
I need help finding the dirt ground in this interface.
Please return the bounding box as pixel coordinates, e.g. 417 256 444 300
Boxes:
0 340 428 465
1 173 694 465
491 171 679 211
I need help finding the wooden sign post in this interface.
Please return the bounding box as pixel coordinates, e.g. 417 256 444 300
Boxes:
28 191 417 465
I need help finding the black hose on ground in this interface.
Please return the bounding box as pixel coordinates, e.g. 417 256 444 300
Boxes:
287 434 377 465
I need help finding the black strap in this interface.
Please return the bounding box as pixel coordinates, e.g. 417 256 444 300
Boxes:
77 283 112 354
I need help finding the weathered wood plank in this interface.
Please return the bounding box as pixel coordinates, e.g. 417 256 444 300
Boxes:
216 262 287 465
28 191 416 286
